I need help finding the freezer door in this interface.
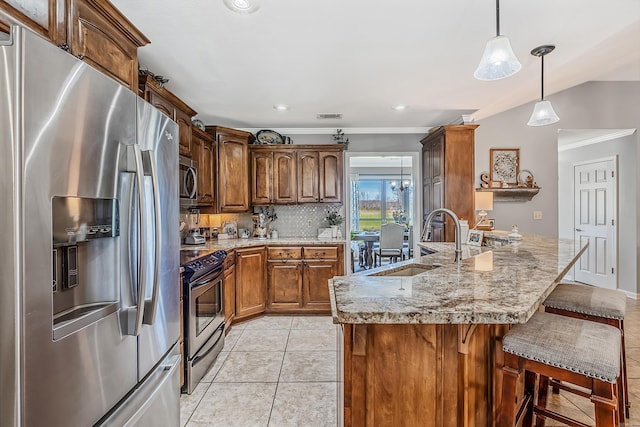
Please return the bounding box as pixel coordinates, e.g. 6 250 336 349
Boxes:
99 344 181 426
17 28 139 426
136 98 181 379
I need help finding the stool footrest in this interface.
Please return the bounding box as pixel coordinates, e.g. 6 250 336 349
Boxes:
534 406 591 427
549 379 592 399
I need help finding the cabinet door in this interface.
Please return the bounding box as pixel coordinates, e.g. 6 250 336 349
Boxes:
175 108 193 157
319 151 343 203
68 0 146 91
302 260 336 312
146 90 174 119
267 261 302 312
223 265 235 330
218 135 249 212
273 151 297 204
297 151 319 203
192 133 214 206
251 151 273 205
0 0 61 42
235 247 266 320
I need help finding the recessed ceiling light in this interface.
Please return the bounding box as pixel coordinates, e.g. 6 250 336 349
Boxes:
223 0 260 14
392 105 407 111
273 104 289 111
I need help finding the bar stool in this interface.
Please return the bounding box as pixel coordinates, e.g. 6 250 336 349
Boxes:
544 283 629 418
499 311 621 427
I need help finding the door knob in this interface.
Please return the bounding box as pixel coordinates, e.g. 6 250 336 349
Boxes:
575 228 584 232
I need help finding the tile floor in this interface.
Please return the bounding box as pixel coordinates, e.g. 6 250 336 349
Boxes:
180 316 337 427
181 298 640 426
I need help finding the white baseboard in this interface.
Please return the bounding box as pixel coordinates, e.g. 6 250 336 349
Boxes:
622 290 638 299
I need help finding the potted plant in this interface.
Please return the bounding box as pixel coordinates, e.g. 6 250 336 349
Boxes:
325 210 343 237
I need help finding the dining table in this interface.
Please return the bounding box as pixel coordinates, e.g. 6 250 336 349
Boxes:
353 230 412 269
352 231 380 269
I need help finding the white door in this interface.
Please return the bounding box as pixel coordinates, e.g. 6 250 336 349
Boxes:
573 158 617 289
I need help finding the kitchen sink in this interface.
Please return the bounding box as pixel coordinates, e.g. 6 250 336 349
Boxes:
369 263 440 277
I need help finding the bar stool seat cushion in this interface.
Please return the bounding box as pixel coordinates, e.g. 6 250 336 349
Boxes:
545 283 626 320
503 312 621 383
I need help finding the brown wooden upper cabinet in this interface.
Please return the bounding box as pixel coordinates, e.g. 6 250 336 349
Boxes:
250 148 297 205
0 0 149 91
191 127 215 207
250 144 345 205
207 126 252 213
139 73 197 157
421 124 478 242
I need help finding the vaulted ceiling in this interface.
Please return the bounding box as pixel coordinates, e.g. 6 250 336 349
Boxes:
112 0 640 130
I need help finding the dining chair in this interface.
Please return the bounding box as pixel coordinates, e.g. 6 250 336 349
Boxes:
403 225 413 260
374 223 405 267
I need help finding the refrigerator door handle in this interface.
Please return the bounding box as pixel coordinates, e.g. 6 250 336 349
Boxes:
142 149 161 325
123 144 148 336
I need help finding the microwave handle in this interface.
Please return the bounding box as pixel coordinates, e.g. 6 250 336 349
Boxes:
142 149 161 325
186 167 197 199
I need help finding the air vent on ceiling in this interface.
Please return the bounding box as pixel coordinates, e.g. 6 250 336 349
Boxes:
316 113 342 120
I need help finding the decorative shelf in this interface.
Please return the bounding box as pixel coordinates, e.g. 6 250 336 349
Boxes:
475 187 540 202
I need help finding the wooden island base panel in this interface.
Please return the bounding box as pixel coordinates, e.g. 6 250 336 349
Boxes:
341 323 509 427
330 235 588 427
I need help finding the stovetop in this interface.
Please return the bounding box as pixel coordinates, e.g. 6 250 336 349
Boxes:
181 250 227 284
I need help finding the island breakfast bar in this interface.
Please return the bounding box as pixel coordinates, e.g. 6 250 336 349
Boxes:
329 235 588 427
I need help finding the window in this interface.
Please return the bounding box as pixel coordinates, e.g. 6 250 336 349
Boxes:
352 177 413 231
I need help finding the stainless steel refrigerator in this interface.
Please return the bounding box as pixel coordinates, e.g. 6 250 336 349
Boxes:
0 25 181 426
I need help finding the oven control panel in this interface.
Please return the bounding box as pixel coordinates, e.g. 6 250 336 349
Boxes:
182 250 227 283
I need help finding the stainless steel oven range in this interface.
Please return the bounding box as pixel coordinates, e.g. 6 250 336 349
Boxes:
181 250 227 394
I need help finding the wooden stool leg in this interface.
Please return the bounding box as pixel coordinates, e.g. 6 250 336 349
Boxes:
535 375 550 427
499 353 521 427
523 370 536 427
592 380 618 427
621 320 630 418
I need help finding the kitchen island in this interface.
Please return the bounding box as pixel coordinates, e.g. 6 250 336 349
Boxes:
329 235 587 427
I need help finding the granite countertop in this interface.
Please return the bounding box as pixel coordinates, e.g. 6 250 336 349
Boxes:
180 237 347 265
329 234 587 325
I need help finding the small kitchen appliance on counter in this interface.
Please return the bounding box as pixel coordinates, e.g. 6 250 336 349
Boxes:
184 209 206 245
252 213 268 240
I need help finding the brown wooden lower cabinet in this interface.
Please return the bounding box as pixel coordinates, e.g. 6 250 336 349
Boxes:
234 246 266 321
223 250 236 330
266 245 343 314
340 322 510 427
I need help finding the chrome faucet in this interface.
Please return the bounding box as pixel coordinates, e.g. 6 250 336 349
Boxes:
421 208 463 262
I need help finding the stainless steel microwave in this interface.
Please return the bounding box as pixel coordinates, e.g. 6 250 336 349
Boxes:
179 155 198 206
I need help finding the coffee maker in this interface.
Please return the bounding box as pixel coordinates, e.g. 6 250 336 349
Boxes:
252 213 268 240
184 209 206 245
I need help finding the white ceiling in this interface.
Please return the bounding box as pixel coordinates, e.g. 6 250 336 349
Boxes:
112 0 640 130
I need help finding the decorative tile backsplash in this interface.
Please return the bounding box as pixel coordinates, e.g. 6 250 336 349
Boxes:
268 205 344 237
180 205 345 239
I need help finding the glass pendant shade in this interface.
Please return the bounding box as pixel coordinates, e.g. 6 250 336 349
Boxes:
474 35 522 81
527 100 559 126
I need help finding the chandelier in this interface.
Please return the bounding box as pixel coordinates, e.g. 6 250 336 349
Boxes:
391 157 411 192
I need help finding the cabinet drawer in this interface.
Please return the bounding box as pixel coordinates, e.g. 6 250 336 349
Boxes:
267 247 302 260
302 246 337 260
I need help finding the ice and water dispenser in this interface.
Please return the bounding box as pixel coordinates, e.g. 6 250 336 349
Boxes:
51 196 119 339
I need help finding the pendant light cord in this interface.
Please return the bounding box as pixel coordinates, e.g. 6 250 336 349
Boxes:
540 55 545 101
496 0 501 36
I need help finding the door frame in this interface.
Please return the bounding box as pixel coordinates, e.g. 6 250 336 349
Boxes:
344 151 422 274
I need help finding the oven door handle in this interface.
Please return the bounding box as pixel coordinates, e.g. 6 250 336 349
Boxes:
190 266 224 290
192 325 224 365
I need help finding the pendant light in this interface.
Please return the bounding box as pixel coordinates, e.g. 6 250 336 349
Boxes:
527 45 560 127
474 0 522 81
391 157 410 193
